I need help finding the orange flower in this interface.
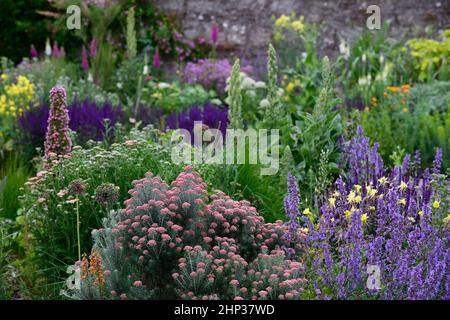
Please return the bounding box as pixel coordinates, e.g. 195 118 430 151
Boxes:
387 86 400 92
402 89 410 94
401 84 411 89
383 91 388 97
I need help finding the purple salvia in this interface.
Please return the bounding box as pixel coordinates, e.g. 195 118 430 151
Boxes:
283 172 301 258
432 148 443 175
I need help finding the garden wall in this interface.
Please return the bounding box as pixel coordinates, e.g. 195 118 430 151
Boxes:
153 0 450 55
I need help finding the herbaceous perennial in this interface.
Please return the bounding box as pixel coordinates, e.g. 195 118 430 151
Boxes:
300 127 450 299
67 166 307 300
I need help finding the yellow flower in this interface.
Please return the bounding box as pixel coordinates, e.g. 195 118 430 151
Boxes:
345 207 356 220
399 198 406 205
303 208 311 216
286 82 295 92
361 213 368 223
418 210 423 217
403 107 409 113
274 14 291 28
399 181 407 191
432 201 440 209
1 73 8 81
443 214 450 224
347 190 356 203
354 184 362 193
301 227 308 234
328 197 336 209
378 177 388 185
151 92 162 99
366 185 377 198
291 18 305 33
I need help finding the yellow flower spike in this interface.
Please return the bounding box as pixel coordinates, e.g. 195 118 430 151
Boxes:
432 201 440 209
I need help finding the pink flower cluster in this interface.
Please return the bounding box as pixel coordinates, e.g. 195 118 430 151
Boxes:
83 166 306 299
44 86 72 160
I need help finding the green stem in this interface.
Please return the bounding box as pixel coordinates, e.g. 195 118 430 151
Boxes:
76 197 81 261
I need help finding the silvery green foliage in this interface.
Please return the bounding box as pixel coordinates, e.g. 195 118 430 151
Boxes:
228 59 243 129
264 44 282 126
291 56 343 204
65 167 306 300
126 7 137 60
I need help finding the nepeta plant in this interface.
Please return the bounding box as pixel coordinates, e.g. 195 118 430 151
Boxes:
44 86 72 160
67 167 306 300
302 127 450 300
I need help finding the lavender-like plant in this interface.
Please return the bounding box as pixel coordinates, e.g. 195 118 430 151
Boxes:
303 127 449 299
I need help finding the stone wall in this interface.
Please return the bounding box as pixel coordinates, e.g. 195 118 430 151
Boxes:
152 0 450 56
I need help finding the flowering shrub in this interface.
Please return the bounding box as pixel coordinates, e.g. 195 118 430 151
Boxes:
183 59 232 94
0 74 34 118
183 59 252 95
407 30 450 81
301 127 450 299
66 166 306 300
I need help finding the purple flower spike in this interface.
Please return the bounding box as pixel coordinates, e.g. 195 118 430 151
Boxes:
30 45 38 58
89 38 97 58
81 46 89 72
211 22 219 45
44 86 72 159
153 49 161 69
